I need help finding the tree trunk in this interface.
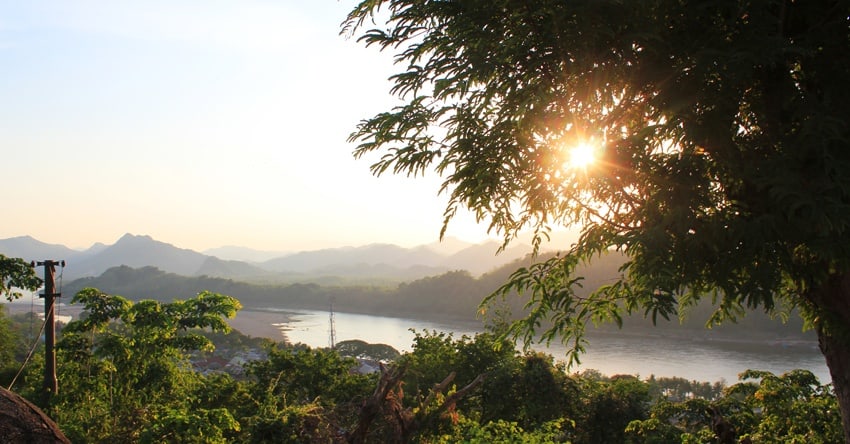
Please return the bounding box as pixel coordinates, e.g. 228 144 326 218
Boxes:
818 328 850 443
811 272 850 443
347 363 407 444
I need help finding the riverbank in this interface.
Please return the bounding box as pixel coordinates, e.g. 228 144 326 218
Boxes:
243 306 828 383
3 301 83 322
227 307 297 343
232 304 819 351
3 301 819 352
2 302 827 382
2 302 296 344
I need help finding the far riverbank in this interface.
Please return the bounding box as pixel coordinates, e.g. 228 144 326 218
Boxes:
227 307 299 343
2 302 828 382
2 302 298 344
229 306 828 383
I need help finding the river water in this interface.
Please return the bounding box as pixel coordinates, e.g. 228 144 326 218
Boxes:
268 308 829 385
6 298 829 385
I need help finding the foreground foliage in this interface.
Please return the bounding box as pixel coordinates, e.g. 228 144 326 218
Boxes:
628 369 842 443
1 288 838 442
40 288 242 442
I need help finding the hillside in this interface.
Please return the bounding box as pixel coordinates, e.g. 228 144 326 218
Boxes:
60 253 815 343
0 233 533 283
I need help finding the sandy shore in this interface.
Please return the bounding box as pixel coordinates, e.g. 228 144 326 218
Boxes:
3 303 297 344
227 308 296 343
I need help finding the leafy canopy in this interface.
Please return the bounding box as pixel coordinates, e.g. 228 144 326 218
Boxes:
0 255 41 301
342 0 850 361
626 369 842 443
51 288 242 442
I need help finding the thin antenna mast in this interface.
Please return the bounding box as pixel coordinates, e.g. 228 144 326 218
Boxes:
329 297 336 349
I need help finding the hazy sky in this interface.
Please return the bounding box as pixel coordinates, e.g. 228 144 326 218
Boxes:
1 1 496 252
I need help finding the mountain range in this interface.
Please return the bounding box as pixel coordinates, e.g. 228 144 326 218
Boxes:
0 233 556 283
3 233 815 343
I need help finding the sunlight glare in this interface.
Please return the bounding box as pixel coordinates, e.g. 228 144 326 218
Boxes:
566 142 597 170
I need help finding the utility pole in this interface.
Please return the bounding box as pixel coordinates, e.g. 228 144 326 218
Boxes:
37 260 63 401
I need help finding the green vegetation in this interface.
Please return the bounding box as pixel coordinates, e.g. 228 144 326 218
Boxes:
0 254 41 301
0 287 838 442
335 339 401 362
627 369 843 443
40 289 241 442
342 0 850 438
63 262 814 344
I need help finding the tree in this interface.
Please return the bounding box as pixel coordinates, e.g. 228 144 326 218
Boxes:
0 255 41 301
342 0 850 439
574 375 651 443
50 288 242 442
626 369 842 443
335 339 401 362
479 351 578 430
246 343 373 406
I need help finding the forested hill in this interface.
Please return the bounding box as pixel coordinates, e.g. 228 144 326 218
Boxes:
62 265 489 323
61 253 815 343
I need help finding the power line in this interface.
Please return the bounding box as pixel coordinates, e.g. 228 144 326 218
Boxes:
7 310 50 390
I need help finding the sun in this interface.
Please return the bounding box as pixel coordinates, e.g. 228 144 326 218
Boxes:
566 142 597 169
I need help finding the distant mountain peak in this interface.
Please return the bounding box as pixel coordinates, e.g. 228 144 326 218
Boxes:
423 235 475 255
117 233 153 242
4 235 42 243
5 233 545 282
0 235 79 263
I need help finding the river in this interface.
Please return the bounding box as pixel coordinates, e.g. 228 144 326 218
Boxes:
8 298 827 385
262 307 829 385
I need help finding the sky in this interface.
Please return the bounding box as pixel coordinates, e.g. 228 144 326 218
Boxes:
0 1 499 253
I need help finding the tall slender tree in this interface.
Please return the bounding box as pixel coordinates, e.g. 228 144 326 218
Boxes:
342 1 850 440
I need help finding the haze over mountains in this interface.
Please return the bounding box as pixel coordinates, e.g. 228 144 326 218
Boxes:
0 233 548 283
2 233 816 344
